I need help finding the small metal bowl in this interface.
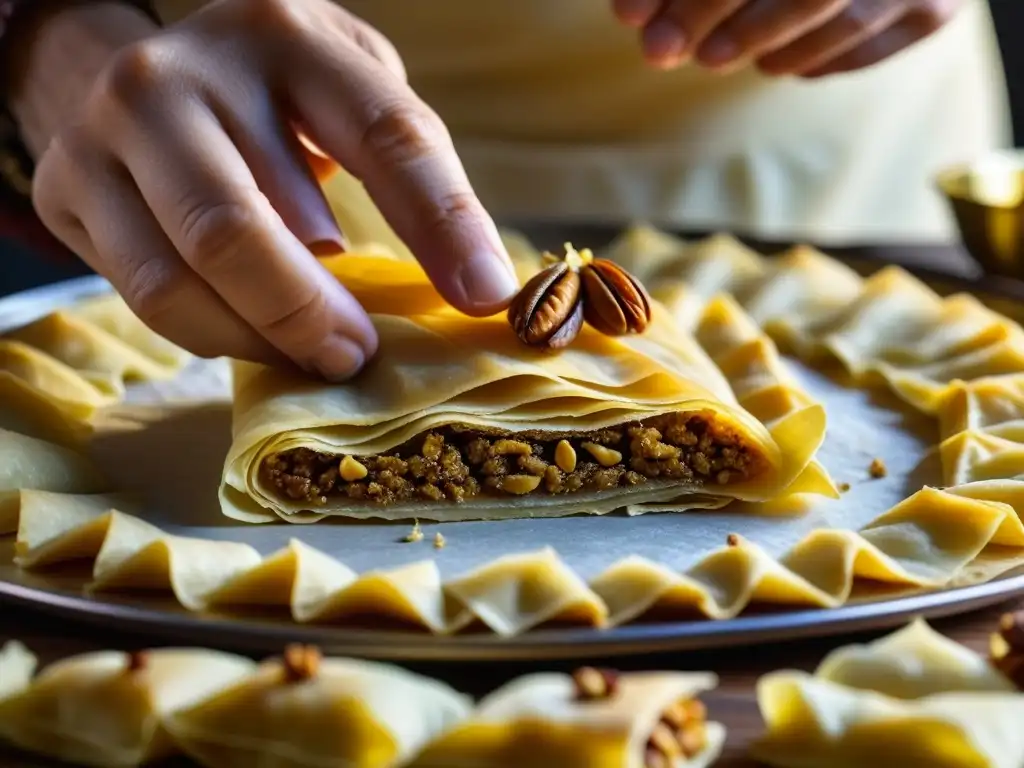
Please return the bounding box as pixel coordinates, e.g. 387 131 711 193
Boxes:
938 151 1024 278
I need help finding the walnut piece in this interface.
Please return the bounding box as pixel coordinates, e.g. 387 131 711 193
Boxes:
869 458 887 478
992 610 1024 688
283 644 321 682
572 666 619 700
645 696 708 767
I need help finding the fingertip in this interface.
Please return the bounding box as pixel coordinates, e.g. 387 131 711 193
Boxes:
310 332 370 382
613 0 662 28
451 251 521 317
642 17 687 68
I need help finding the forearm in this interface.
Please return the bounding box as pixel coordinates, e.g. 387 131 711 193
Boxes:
4 2 158 159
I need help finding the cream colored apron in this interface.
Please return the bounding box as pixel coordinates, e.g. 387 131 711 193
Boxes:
155 0 1010 246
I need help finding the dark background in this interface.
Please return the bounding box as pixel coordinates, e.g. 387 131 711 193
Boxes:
993 1 1024 144
3 3 1024 296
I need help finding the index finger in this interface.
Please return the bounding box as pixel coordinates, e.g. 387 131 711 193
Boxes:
281 24 520 318
109 89 378 381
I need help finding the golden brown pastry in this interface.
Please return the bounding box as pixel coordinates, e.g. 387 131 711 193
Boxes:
407 667 724 768
164 644 472 768
0 643 255 768
220 254 826 523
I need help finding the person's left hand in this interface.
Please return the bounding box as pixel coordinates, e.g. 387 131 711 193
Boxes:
612 0 964 77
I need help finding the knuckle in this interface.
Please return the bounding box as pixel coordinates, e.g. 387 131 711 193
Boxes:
93 40 173 113
120 257 186 329
177 194 264 273
360 101 447 166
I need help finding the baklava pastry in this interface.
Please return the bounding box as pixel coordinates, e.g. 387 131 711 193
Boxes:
753 620 1024 768
220 255 826 523
0 643 254 768
407 668 724 768
164 645 472 768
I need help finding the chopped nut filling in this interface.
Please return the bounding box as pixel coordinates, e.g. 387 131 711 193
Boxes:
260 412 764 507
645 697 708 767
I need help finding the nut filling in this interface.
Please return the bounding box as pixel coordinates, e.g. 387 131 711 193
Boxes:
645 697 708 768
260 411 763 507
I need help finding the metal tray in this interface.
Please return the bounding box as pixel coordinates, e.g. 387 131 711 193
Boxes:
2 250 1023 662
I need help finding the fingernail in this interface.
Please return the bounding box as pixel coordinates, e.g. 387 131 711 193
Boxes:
456 252 521 312
309 235 347 258
311 333 366 382
643 17 686 65
698 32 740 67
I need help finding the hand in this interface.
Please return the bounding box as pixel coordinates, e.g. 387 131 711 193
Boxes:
26 0 519 381
613 0 963 77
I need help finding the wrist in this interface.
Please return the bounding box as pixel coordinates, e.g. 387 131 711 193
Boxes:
5 2 159 158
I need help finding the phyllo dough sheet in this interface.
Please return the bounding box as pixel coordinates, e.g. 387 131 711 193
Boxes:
0 638 720 768
221 254 827 524
752 619 1024 768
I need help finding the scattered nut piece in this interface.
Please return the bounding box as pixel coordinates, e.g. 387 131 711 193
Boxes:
339 455 368 482
125 650 148 673
433 532 446 550
838 482 851 493
869 458 887 479
581 441 623 467
283 643 322 682
498 474 543 495
572 666 619 700
726 533 740 547
554 439 577 473
403 520 424 543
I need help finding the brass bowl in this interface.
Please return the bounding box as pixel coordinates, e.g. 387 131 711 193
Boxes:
938 151 1024 278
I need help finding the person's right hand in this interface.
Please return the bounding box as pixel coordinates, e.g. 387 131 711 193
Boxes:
29 0 519 381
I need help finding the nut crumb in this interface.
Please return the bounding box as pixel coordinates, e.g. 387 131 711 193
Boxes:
433 532 446 549
403 520 423 543
726 533 740 547
868 458 887 479
838 482 851 493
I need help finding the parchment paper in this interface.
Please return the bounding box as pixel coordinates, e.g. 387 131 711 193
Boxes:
85 354 938 582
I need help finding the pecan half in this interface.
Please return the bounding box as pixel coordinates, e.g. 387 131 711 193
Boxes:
507 259 584 349
581 258 652 336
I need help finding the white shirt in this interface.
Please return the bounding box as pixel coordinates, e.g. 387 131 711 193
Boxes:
154 0 1011 245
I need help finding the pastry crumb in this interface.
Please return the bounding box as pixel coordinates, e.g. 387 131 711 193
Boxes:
868 458 887 479
726 533 740 547
838 482 851 493
433 532 446 549
402 520 423 543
